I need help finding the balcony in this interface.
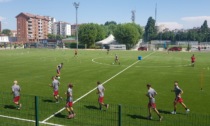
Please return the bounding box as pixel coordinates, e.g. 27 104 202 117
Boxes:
28 23 32 26
28 29 33 32
28 34 34 38
28 26 32 29
28 18 32 21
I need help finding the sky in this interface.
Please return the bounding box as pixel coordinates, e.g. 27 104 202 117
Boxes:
0 0 210 30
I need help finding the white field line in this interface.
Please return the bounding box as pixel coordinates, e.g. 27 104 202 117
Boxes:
41 51 155 123
0 114 64 126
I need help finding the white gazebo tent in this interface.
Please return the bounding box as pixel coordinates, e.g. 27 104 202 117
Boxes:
96 34 117 45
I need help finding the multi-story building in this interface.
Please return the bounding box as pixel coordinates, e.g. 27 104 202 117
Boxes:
0 21 1 33
11 30 17 37
46 16 56 34
71 24 80 36
52 21 71 37
16 12 49 43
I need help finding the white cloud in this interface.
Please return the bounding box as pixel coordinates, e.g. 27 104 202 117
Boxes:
181 16 210 28
157 22 183 30
0 0 11 2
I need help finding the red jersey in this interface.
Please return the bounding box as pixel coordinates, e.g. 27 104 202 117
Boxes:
191 56 195 62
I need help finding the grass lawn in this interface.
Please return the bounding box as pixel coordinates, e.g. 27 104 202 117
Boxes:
0 49 210 126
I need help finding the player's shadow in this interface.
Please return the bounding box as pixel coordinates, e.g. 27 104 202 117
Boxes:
4 105 16 109
55 113 66 118
159 109 186 115
42 99 54 103
84 105 99 110
158 109 171 114
127 114 148 120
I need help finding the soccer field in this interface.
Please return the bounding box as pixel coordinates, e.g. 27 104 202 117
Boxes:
0 49 210 126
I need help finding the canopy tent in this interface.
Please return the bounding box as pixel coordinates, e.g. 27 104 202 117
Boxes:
96 34 117 45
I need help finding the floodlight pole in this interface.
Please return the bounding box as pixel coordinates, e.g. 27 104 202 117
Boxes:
73 2 79 49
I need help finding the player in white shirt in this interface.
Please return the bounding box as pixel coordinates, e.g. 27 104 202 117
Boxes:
171 81 190 114
114 54 120 65
97 81 109 110
66 83 75 119
49 76 62 103
146 84 163 121
12 80 22 109
56 63 63 77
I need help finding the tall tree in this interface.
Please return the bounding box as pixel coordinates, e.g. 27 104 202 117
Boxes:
113 23 142 49
144 17 157 42
95 24 106 42
104 21 117 36
200 20 209 33
56 35 63 40
1 29 12 36
104 21 117 26
200 20 210 42
78 23 97 48
47 34 56 39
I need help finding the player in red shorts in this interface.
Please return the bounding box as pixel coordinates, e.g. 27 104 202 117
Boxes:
49 76 62 103
146 84 163 121
56 63 63 77
171 81 190 114
65 83 75 119
97 81 109 110
12 80 22 109
191 54 195 67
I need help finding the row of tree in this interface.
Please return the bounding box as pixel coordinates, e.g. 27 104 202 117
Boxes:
144 17 210 43
47 34 65 40
0 29 12 36
78 21 143 49
78 18 210 49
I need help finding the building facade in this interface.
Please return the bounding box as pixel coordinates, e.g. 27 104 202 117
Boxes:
46 16 56 34
0 21 1 33
16 12 50 43
52 21 71 37
11 30 17 37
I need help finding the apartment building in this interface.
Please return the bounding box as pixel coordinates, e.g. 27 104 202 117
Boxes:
16 12 49 43
11 30 17 37
46 16 56 34
71 24 81 36
52 21 71 37
0 21 1 33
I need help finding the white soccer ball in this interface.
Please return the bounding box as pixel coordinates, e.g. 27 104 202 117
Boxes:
57 77 60 79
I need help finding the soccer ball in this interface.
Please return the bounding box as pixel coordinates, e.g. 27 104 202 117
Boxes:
57 77 60 79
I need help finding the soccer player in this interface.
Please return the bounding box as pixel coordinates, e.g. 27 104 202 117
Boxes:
12 80 22 110
74 49 78 57
107 49 110 55
114 54 120 65
146 84 163 121
171 81 190 114
96 81 109 110
49 76 62 103
56 63 63 77
191 54 195 67
66 83 75 119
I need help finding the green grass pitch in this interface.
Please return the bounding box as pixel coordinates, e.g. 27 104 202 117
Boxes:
0 49 210 126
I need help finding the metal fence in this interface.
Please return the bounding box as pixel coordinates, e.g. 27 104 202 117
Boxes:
0 92 210 126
